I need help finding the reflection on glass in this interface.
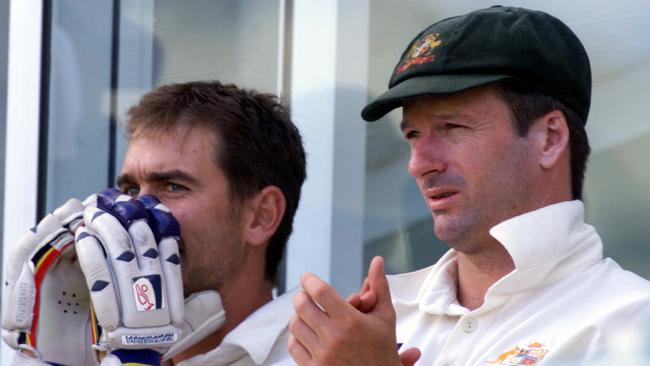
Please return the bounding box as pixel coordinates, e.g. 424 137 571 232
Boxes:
45 0 283 211
46 0 113 212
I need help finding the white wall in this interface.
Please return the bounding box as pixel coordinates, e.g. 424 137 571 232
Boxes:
2 1 42 363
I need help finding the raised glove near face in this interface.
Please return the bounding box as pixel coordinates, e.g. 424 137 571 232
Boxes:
163 290 226 361
1 198 96 365
75 189 184 355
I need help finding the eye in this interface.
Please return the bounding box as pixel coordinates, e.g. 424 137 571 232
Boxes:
122 186 140 198
444 123 463 130
436 123 468 136
164 183 187 193
403 130 420 140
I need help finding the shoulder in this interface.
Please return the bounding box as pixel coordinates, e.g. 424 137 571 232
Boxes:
258 326 294 366
583 258 650 304
537 257 650 332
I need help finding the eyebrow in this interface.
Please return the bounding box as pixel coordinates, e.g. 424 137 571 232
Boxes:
116 169 199 187
399 119 410 132
116 173 136 188
400 112 462 131
399 120 408 132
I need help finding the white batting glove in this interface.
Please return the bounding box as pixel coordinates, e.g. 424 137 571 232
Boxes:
97 291 226 365
163 290 226 360
1 198 96 365
75 189 184 362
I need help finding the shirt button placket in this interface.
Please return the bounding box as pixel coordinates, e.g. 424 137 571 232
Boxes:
461 317 478 333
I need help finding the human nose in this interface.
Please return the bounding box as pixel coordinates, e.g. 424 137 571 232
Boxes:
135 185 154 199
134 186 170 207
407 138 447 178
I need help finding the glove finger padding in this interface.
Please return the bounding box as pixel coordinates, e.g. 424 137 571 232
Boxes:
75 227 120 334
138 195 184 327
76 188 183 353
2 199 94 365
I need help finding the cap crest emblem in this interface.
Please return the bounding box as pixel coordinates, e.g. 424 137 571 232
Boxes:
396 33 442 74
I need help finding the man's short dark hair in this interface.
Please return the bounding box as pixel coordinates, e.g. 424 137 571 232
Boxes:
497 81 590 200
126 81 306 282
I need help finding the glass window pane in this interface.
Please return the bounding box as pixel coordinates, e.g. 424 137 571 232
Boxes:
45 0 284 209
45 0 113 212
151 0 281 92
114 0 283 175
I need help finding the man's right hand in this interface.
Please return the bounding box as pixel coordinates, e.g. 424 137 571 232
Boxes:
1 198 95 365
288 256 421 366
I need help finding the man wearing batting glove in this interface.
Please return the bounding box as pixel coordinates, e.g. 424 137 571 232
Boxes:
3 81 307 365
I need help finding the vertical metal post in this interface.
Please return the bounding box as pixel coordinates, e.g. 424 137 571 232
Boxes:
286 0 369 296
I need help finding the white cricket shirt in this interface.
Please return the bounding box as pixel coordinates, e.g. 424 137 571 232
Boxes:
177 288 297 366
388 201 650 365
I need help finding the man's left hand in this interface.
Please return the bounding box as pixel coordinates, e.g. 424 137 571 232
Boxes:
76 189 184 359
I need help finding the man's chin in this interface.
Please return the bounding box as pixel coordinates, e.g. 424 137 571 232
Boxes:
433 219 468 244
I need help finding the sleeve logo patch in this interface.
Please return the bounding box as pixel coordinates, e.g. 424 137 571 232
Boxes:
132 275 163 311
486 342 549 365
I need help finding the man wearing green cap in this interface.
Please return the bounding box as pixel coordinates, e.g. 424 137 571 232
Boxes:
289 6 650 366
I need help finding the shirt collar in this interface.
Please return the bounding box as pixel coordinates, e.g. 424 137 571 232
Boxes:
210 287 297 364
489 200 601 272
390 250 469 315
486 200 603 296
389 201 603 313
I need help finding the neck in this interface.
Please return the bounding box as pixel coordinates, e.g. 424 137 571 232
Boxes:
172 265 274 364
455 239 514 310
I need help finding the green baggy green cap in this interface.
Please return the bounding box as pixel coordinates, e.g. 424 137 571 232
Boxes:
361 6 592 123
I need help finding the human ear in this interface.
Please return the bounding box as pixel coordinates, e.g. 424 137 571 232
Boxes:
243 186 286 246
532 110 570 170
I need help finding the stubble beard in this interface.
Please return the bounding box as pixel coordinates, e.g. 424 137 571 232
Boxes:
433 205 504 256
433 155 535 254
181 238 243 296
421 174 479 248
428 180 511 254
180 212 245 297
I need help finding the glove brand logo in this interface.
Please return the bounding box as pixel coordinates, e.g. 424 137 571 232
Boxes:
122 332 178 345
16 283 30 323
132 275 164 311
135 281 155 311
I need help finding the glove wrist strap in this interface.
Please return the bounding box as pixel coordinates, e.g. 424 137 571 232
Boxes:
111 349 161 366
